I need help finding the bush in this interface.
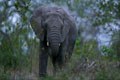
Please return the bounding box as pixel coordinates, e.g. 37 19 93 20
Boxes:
0 35 29 71
0 70 10 80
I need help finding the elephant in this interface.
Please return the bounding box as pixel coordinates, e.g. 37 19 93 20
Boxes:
30 6 77 76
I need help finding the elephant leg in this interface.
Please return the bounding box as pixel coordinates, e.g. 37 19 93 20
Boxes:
51 56 57 75
67 42 75 59
57 40 67 68
57 50 64 69
67 35 76 59
39 41 48 77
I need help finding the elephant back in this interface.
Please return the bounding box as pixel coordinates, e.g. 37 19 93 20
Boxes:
33 6 75 22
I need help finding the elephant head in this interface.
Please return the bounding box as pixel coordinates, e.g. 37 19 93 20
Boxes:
30 7 71 56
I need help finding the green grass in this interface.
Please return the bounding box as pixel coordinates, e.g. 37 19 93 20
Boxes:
0 39 120 80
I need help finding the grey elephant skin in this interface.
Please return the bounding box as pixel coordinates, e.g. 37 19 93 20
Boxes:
30 6 77 76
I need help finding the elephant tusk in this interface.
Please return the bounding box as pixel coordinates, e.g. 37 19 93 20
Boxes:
47 42 49 46
59 43 60 46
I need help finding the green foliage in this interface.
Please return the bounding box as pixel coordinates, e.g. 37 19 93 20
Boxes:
0 37 15 69
0 68 10 80
96 70 112 80
101 46 114 57
0 72 10 80
111 30 120 60
101 45 120 61
0 36 28 70
95 65 120 80
93 0 120 26
75 38 99 60
0 0 32 71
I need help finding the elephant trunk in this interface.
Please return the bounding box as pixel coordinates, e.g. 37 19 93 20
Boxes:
51 44 59 56
48 27 61 56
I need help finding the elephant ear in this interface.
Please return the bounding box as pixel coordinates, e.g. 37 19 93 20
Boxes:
30 8 45 41
61 14 72 42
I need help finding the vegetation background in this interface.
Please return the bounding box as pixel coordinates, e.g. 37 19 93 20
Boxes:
0 0 120 80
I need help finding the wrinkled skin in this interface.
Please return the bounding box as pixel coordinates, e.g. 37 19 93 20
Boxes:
30 6 77 76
